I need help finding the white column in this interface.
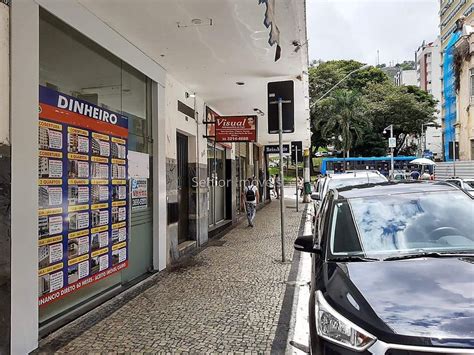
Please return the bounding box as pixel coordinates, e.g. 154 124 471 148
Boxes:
153 82 167 271
11 0 39 353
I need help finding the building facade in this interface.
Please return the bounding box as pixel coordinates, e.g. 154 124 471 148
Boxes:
395 69 417 86
416 38 443 159
1 1 310 353
440 0 474 160
454 25 474 160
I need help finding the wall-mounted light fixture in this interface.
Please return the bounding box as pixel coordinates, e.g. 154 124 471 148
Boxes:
185 92 196 99
253 108 264 116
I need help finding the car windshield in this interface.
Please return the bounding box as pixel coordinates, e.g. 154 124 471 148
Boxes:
328 175 387 189
464 181 474 191
329 191 474 258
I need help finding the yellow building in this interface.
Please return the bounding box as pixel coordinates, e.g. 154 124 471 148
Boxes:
454 26 474 159
440 0 473 50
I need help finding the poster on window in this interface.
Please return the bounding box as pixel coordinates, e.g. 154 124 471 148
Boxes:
214 115 257 143
131 178 148 210
38 85 129 307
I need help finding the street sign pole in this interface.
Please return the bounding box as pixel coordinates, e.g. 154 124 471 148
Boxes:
278 98 286 262
295 147 298 212
268 80 294 263
390 127 394 179
269 98 291 262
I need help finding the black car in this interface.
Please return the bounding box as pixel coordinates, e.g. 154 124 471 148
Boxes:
295 182 474 354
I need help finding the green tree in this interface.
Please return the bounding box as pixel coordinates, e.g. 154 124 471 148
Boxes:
309 60 438 157
316 90 372 157
309 60 388 152
360 83 437 155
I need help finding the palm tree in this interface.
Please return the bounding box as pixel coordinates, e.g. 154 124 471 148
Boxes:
317 89 371 159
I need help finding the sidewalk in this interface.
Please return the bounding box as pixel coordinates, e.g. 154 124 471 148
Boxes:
37 194 307 354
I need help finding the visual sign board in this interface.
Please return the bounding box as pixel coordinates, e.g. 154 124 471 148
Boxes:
264 144 290 154
214 116 257 142
267 80 294 134
205 107 232 148
38 86 129 306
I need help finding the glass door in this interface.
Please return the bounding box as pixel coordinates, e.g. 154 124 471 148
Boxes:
208 144 215 226
214 148 226 223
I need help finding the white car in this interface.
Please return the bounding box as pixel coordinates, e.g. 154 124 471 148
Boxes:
312 171 388 210
445 178 474 197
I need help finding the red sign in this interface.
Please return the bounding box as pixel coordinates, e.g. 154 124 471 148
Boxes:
215 116 257 142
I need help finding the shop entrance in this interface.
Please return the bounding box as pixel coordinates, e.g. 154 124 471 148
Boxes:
177 133 189 243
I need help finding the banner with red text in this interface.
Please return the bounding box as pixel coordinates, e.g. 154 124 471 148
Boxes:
214 116 257 142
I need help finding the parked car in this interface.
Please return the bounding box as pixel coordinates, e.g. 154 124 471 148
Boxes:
296 181 474 354
392 170 408 181
446 177 474 197
313 171 387 204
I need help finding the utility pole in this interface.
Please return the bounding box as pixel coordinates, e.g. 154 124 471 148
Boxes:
294 145 299 212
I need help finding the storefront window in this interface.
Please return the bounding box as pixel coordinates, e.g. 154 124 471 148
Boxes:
39 9 153 324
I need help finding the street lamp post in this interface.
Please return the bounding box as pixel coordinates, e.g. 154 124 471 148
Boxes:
383 124 395 179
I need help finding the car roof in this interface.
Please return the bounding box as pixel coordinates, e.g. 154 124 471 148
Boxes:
335 181 460 199
327 171 382 180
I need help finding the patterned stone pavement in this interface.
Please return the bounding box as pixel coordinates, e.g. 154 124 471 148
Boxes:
37 194 306 354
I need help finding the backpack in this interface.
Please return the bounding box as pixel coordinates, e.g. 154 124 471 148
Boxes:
245 186 256 201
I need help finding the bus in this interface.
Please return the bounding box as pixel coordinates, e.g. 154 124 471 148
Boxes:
319 156 417 175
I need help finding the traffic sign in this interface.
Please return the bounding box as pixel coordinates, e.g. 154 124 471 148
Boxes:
264 144 290 154
388 137 396 148
291 141 303 163
267 80 294 134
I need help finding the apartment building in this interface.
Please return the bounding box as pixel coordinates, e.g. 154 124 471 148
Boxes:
454 24 474 160
440 0 474 160
416 38 443 159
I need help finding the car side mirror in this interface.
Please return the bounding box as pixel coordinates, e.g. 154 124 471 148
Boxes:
294 235 321 254
311 193 320 201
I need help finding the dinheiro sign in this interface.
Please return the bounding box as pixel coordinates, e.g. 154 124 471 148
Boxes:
214 115 257 142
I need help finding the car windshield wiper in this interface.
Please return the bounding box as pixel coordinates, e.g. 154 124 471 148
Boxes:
384 252 474 261
328 255 380 262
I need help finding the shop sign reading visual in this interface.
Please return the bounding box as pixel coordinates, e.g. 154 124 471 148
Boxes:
38 86 129 306
214 116 257 142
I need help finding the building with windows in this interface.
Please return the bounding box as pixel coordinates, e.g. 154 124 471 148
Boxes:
440 0 473 49
439 0 474 160
2 1 310 353
394 69 417 86
416 38 443 159
454 25 474 160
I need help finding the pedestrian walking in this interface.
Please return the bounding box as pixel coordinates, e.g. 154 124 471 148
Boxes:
275 174 281 199
268 174 275 198
297 176 304 198
242 178 259 227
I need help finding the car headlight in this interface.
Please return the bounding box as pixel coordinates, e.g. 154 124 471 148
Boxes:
315 291 376 352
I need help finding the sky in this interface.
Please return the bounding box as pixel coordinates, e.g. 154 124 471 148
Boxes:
306 0 440 66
